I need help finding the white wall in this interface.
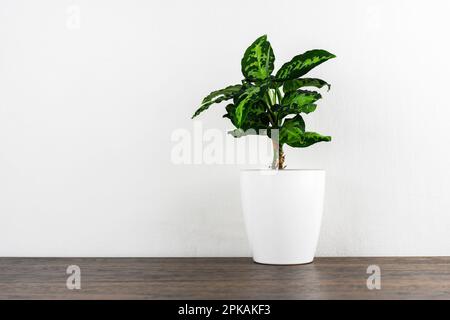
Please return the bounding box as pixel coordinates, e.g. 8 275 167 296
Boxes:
1 0 449 257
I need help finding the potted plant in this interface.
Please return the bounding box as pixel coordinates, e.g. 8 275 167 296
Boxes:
192 35 335 265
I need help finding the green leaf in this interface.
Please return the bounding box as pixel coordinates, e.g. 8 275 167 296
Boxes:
283 78 331 94
282 114 306 132
279 90 321 116
234 86 263 128
192 85 242 118
223 103 237 126
285 131 332 148
241 100 270 131
276 50 336 80
279 115 305 145
280 116 331 147
224 99 269 136
241 35 275 81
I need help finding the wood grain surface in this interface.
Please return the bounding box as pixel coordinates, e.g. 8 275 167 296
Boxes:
0 257 449 299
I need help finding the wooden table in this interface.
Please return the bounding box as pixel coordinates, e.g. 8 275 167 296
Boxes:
0 257 449 299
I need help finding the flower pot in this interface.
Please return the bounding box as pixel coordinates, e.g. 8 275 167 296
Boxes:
240 169 325 265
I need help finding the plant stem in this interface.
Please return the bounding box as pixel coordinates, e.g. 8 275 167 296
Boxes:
278 144 285 169
271 140 285 170
264 92 277 127
268 87 285 169
271 139 279 169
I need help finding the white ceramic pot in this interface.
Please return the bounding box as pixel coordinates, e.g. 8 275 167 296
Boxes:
240 170 325 265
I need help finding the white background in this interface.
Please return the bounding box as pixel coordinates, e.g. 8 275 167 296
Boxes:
1 0 449 256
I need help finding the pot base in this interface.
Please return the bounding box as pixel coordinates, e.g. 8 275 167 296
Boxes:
253 258 315 266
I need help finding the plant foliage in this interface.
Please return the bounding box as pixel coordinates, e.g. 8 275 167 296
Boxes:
192 35 335 169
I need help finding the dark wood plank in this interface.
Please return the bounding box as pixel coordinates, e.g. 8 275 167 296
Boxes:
0 257 449 299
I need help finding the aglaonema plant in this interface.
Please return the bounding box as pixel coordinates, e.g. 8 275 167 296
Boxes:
192 35 335 169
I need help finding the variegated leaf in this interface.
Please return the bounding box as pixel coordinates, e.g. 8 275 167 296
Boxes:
276 50 336 80
283 78 331 94
234 86 262 128
284 131 332 148
192 84 242 118
280 115 331 147
279 90 321 116
241 35 275 81
225 100 269 137
279 115 305 145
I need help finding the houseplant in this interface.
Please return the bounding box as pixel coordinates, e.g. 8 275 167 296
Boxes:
192 35 335 264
